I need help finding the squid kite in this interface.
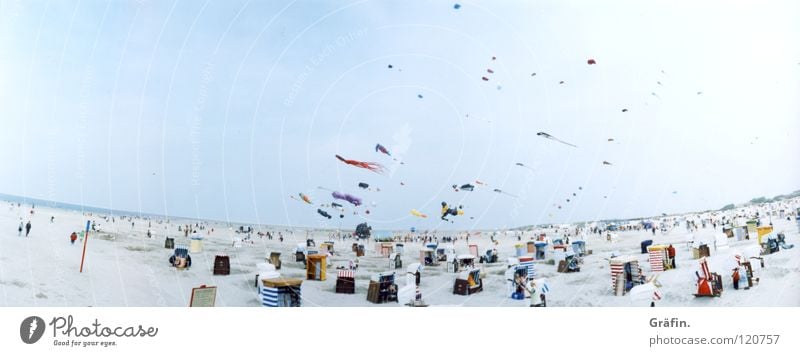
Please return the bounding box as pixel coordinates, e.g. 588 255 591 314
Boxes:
537 132 577 148
299 193 313 204
335 154 385 174
410 209 428 218
332 191 362 206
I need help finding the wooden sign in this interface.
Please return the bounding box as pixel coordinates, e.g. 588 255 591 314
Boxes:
189 285 217 307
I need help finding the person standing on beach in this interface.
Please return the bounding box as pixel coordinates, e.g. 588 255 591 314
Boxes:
70 232 78 245
18 221 23 236
25 221 32 237
667 244 676 268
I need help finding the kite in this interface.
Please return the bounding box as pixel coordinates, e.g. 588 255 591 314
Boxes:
417 94 423 99
335 154 385 174
572 193 577 196
602 161 613 165
587 59 596 65
375 143 404 164
475 180 487 186
531 72 537 76
441 202 464 221
487 69 494 74
537 132 577 148
375 143 391 156
515 162 534 171
332 191 362 206
387 64 393 69
339 214 344 218
453 3 461 9
657 81 663 86
299 193 312 204
697 91 703 95
410 209 428 218
608 138 615 142
566 199 570 202
453 184 475 192
493 189 518 198
482 76 489 81
358 182 369 189
578 186 582 190
651 92 660 99
317 209 332 219
331 202 343 209
621 109 628 112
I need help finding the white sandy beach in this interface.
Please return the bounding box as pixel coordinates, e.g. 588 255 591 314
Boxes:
1 198 797 307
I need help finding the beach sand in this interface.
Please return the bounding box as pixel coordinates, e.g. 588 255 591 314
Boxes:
0 200 797 307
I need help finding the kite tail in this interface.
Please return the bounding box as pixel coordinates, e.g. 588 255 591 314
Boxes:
557 139 578 148
353 160 386 174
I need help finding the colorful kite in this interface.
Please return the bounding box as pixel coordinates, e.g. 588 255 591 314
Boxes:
299 193 312 204
410 209 428 218
332 191 362 206
441 202 464 221
375 144 391 156
335 154 385 174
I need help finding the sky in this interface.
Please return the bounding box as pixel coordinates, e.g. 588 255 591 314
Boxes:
0 0 798 230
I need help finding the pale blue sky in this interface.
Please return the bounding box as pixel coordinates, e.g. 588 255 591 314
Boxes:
1 0 798 230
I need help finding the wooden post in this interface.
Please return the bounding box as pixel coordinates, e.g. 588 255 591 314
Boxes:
79 220 90 273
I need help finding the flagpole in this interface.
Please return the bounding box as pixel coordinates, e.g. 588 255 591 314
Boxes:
79 220 90 272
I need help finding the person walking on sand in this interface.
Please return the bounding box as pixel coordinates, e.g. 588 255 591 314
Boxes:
70 232 78 245
25 221 32 237
18 221 23 236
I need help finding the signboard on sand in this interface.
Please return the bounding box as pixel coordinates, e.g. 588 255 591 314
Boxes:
189 285 217 307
